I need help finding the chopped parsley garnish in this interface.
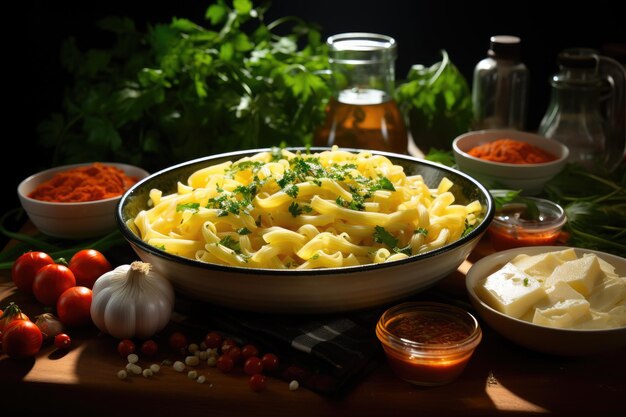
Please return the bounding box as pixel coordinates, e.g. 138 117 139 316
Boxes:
523 278 529 287
155 244 166 251
271 146 285 162
237 227 251 235
284 184 299 198
176 203 200 213
373 226 413 256
461 220 476 238
336 192 366 211
414 228 428 236
372 176 396 191
225 160 264 178
288 202 312 217
310 253 320 260
219 235 241 252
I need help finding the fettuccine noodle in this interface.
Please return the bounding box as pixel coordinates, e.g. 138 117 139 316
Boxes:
130 147 482 269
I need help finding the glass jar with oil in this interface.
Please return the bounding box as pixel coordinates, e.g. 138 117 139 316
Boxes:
314 33 408 153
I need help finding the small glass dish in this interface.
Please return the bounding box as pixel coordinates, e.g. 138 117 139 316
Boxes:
488 194 567 251
375 302 482 386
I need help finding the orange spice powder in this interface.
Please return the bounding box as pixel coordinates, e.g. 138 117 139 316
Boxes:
468 138 557 164
28 163 139 203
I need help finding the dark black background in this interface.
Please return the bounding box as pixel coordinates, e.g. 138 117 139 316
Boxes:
7 0 625 232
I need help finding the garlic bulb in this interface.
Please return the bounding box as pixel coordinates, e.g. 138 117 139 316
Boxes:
35 313 64 340
90 261 174 339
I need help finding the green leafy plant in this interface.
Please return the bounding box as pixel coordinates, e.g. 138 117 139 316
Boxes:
38 0 331 172
395 50 473 153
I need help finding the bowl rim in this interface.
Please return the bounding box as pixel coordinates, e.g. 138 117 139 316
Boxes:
18 162 150 206
466 245 626 334
116 147 495 277
452 129 570 168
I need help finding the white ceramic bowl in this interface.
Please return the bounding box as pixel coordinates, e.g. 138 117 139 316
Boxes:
466 246 626 356
18 162 149 239
117 148 495 314
452 130 569 195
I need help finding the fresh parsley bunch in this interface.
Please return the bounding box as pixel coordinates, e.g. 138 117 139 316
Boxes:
38 0 331 172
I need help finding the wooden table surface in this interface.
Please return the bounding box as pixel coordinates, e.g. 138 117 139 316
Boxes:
1 236 625 417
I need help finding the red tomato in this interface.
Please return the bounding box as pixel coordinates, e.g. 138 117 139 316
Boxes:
68 249 112 289
2 320 43 358
11 251 54 293
261 353 280 372
0 302 29 332
33 264 76 306
169 332 188 350
56 286 93 327
216 354 235 373
141 340 158 357
54 333 72 349
241 344 259 359
226 345 242 363
244 356 264 375
248 374 267 392
203 331 223 349
221 338 238 354
118 339 136 357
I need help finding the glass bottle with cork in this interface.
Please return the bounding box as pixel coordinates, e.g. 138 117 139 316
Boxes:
472 35 529 130
314 33 407 153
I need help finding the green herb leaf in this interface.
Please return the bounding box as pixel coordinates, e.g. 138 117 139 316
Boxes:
219 235 241 252
288 202 303 217
414 228 428 236
237 227 251 235
373 226 398 248
176 203 200 213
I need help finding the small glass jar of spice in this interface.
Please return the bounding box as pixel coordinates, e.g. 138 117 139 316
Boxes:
376 302 482 386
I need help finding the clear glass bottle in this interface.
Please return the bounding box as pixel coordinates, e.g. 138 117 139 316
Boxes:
314 33 407 154
472 35 529 130
538 48 626 172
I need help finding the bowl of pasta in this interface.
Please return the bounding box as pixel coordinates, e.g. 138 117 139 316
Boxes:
117 147 494 313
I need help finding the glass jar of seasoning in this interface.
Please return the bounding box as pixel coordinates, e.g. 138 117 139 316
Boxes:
472 35 529 131
314 33 408 153
376 302 482 386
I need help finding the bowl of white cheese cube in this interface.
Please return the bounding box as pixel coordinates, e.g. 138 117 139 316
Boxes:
466 246 626 356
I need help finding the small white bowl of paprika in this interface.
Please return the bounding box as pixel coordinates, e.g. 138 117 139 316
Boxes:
452 129 569 195
18 162 149 239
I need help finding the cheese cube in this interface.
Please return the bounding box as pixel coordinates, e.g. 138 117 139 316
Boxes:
511 249 577 278
544 254 604 296
545 281 585 303
532 299 590 328
572 311 614 330
608 305 626 327
589 276 626 312
597 257 619 278
476 262 546 318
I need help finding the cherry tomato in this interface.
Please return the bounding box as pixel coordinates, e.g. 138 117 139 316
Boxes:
221 338 238 354
56 286 93 327
54 333 72 349
169 332 187 350
241 344 259 359
261 353 280 372
226 345 242 363
118 339 136 357
2 320 43 358
141 340 158 357
216 354 235 373
33 264 76 306
244 356 264 375
11 251 54 293
68 249 112 289
249 374 267 392
203 331 223 349
0 302 30 332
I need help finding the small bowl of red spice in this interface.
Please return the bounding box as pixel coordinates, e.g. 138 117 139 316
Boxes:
488 192 567 251
18 162 149 239
452 130 569 195
376 302 482 386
